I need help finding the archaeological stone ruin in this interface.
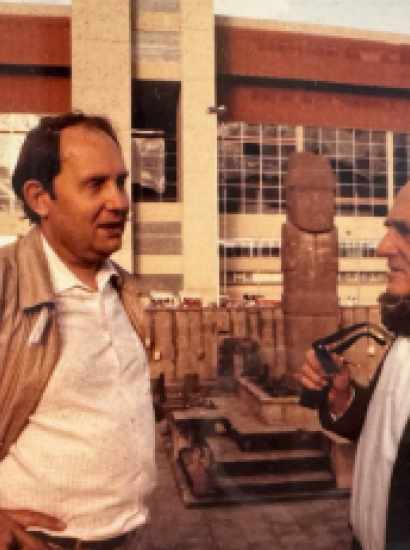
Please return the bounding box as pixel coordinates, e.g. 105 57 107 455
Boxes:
146 153 388 506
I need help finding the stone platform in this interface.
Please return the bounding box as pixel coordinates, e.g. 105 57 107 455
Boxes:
167 393 354 507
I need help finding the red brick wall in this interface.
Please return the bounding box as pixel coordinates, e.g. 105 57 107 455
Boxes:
0 76 70 113
218 85 410 132
217 25 410 131
217 25 410 89
0 15 70 66
0 15 70 113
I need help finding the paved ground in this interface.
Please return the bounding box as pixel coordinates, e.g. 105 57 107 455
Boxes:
139 423 352 550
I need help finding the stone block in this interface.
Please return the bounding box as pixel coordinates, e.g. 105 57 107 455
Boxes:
153 310 175 360
282 223 338 286
215 309 231 334
260 307 275 341
176 310 189 344
273 309 286 376
283 292 339 315
232 309 247 338
187 310 203 350
247 310 261 340
175 348 191 380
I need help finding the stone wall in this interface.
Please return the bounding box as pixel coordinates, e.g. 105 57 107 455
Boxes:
145 305 384 385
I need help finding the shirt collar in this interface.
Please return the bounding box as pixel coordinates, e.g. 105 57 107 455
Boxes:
41 236 118 294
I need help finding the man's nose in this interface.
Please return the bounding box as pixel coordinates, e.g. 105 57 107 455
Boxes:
376 229 397 257
106 181 129 211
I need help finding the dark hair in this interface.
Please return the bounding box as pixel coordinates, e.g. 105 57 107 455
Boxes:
12 111 120 223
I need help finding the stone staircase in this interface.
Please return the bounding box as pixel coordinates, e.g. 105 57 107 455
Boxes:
171 408 350 506
205 430 337 500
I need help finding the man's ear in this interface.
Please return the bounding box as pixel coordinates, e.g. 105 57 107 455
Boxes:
22 180 52 219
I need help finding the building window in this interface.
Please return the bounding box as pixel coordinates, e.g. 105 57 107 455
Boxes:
393 132 410 195
218 122 296 214
132 133 177 202
339 240 379 258
218 122 401 218
339 271 386 284
219 239 281 258
225 270 283 285
304 127 388 217
0 114 40 214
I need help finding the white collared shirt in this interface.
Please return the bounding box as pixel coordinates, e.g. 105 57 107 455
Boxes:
0 237 156 540
351 337 410 550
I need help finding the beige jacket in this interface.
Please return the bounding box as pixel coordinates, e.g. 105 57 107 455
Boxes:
0 226 146 460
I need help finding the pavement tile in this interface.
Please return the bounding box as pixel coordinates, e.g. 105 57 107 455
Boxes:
140 426 352 550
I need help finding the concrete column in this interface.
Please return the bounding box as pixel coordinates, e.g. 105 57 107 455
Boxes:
179 0 218 305
71 0 133 271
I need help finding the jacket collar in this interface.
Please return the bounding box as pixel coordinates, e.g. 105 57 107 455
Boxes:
17 226 131 310
18 226 56 311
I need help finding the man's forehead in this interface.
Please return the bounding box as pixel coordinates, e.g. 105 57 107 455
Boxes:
59 126 120 164
61 125 105 146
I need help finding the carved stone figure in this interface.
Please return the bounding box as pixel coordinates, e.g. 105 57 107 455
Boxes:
282 152 339 379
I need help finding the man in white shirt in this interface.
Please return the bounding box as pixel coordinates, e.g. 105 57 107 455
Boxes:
0 113 155 550
300 181 410 550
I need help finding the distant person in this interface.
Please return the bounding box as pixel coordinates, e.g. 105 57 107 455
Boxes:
0 112 155 550
300 181 410 549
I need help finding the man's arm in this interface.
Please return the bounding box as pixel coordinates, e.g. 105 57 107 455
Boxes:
0 244 66 547
300 348 374 441
318 379 373 441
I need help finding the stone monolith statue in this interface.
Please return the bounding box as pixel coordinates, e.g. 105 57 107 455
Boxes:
282 152 339 381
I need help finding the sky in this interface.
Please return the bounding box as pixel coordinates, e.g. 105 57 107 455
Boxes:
1 0 410 36
214 0 410 36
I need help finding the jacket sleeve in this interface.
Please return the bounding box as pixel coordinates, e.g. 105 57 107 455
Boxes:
317 345 390 441
318 380 373 441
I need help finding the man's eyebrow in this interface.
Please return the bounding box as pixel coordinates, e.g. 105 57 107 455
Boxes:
117 170 129 179
385 219 410 234
83 170 129 181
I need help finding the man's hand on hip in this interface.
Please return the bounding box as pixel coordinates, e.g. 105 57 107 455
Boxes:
0 508 66 550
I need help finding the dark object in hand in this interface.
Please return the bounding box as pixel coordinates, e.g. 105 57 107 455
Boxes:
299 322 389 409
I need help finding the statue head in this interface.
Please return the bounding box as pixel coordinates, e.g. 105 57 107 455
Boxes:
284 152 336 232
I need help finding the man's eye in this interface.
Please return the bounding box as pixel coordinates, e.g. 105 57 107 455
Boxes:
117 176 127 189
90 178 105 189
396 224 410 238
